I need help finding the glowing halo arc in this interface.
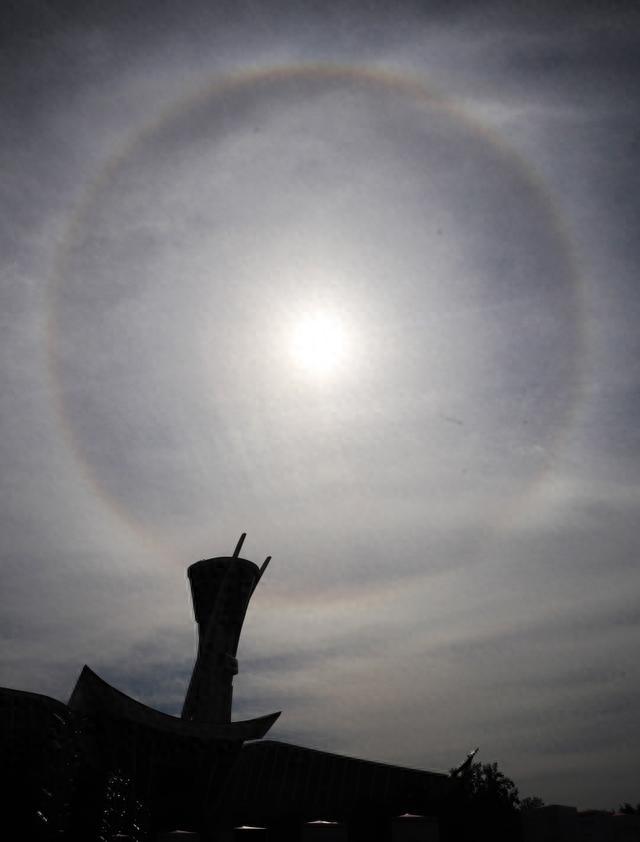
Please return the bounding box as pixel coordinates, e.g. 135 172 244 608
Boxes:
45 62 590 557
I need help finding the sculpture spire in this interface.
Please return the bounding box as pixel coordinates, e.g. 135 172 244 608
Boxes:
181 534 270 723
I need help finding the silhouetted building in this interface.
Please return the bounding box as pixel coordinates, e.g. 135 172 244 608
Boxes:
522 805 640 842
0 536 453 841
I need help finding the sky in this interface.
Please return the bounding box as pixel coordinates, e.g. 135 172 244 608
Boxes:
1 0 640 811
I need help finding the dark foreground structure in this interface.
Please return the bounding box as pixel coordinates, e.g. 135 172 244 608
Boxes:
0 536 454 841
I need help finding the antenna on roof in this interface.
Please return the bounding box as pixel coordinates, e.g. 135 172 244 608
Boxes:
233 533 247 558
451 746 479 778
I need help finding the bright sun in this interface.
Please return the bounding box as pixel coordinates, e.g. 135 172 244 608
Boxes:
290 311 350 377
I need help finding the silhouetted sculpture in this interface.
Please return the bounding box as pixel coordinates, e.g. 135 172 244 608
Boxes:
0 535 454 841
182 533 271 723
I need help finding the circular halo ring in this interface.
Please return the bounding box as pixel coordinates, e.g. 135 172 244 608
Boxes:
46 62 589 557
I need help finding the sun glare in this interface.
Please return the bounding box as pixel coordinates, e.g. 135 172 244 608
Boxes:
290 311 350 377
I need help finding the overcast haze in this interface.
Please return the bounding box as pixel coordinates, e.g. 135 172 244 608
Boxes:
2 0 640 811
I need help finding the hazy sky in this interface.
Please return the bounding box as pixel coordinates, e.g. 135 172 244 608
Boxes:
2 0 639 810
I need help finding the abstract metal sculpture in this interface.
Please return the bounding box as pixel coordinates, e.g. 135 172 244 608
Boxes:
70 533 280 737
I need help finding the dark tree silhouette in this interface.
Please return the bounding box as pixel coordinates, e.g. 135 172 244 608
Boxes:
520 796 545 812
619 802 640 815
441 761 521 842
